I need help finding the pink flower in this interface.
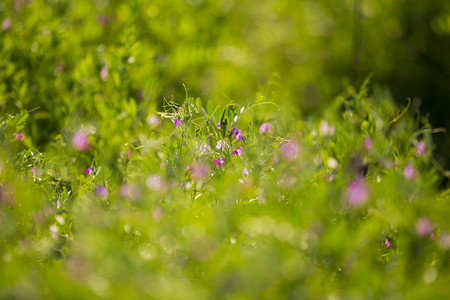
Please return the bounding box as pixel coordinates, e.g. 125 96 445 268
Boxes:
119 184 140 201
259 122 273 134
364 137 372 150
86 167 93 175
216 140 228 151
347 177 369 207
214 157 225 168
242 167 249 176
57 200 61 209
403 164 417 180
94 186 108 199
319 120 335 136
15 133 24 141
120 149 132 158
385 238 390 248
2 18 11 31
232 146 243 156
147 115 160 127
100 66 109 81
415 142 426 157
191 162 209 181
280 141 300 161
146 174 167 192
416 218 433 237
217 122 221 129
231 127 243 140
72 131 90 151
173 119 181 126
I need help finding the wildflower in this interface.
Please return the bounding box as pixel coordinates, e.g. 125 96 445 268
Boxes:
364 137 373 150
415 141 426 157
147 115 160 127
280 141 299 161
439 232 450 250
231 127 243 140
327 157 338 169
94 186 108 199
233 146 243 156
403 164 417 180
120 149 132 158
100 66 109 81
2 18 11 31
259 122 273 134
217 122 221 129
242 167 249 176
119 184 141 201
173 119 181 126
57 200 61 209
86 167 93 175
72 130 90 151
416 218 433 237
191 162 209 181
15 133 24 141
385 238 390 248
216 140 228 151
319 120 335 136
347 177 369 207
49 225 59 239
214 157 225 168
146 174 167 192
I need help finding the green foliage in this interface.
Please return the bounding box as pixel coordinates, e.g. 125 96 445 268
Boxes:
1 1 450 299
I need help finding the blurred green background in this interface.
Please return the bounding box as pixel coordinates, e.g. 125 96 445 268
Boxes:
1 0 449 167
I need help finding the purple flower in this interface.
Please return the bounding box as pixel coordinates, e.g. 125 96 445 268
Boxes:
217 122 221 129
94 186 108 199
216 140 228 151
72 130 90 151
364 137 372 150
415 141 426 157
347 177 369 207
259 122 273 134
214 157 225 168
416 218 433 237
15 133 24 141
173 119 181 127
233 146 243 156
403 164 417 180
385 238 390 248
280 141 300 161
86 167 93 175
231 127 243 141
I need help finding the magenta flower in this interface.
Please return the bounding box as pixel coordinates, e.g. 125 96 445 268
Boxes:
233 146 243 156
416 218 433 237
2 18 11 31
403 164 417 180
15 133 24 141
72 130 90 151
94 186 108 199
280 141 300 161
346 177 369 207
415 141 426 157
214 157 225 168
364 137 372 150
385 238 390 248
173 119 181 126
216 140 228 151
231 127 243 141
86 167 93 175
259 122 273 134
217 122 221 129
